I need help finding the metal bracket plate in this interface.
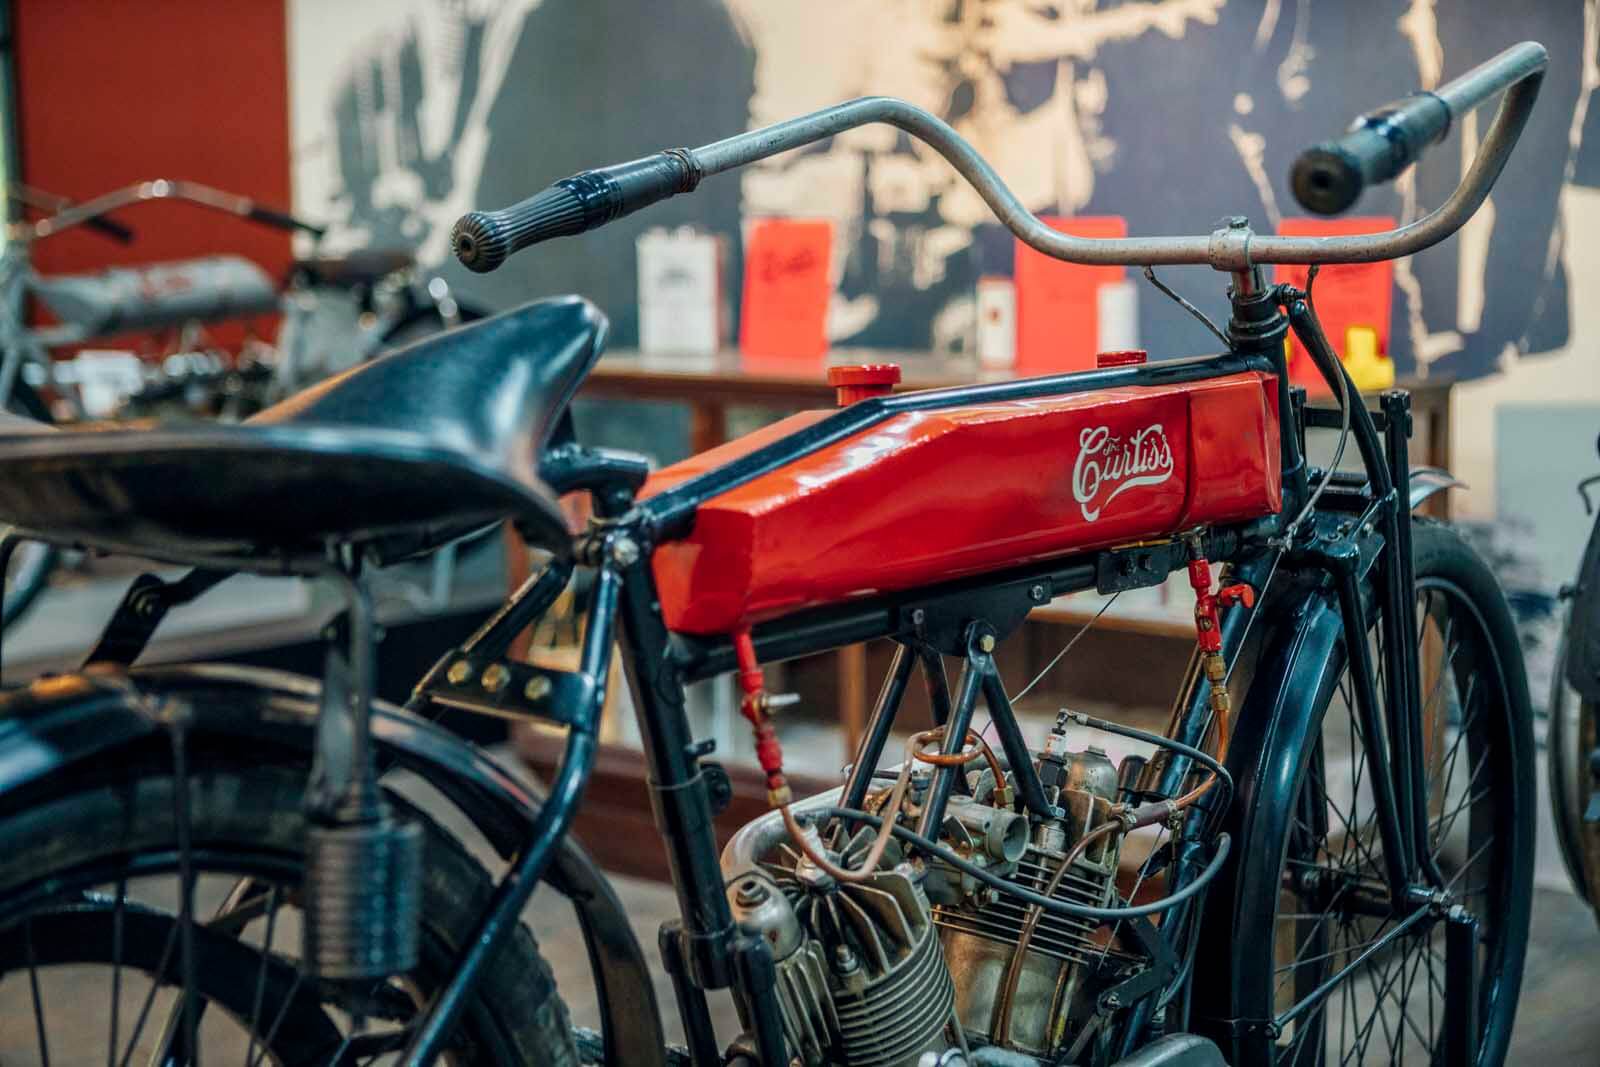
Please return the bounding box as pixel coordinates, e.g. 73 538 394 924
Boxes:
1095 540 1188 595
418 658 597 731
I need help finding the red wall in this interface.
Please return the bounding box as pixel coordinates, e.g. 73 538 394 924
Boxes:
13 0 292 343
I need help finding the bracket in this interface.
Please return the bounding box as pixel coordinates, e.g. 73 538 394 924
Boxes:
84 568 230 668
418 655 598 730
898 576 1050 657
1095 539 1190 595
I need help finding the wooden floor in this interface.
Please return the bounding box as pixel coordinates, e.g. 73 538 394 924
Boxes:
533 874 1600 1065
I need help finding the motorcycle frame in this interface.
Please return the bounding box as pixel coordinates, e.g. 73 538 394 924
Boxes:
394 281 1450 1067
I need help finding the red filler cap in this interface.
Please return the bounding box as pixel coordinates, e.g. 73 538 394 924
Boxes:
827 363 901 406
1096 349 1148 368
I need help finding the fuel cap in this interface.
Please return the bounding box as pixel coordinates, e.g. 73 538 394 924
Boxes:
826 363 901 405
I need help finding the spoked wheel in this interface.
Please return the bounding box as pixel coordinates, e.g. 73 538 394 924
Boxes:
0 752 578 1065
1240 522 1534 1066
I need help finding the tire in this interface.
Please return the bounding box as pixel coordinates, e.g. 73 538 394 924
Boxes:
0 752 579 1065
1547 611 1600 924
1229 520 1535 1066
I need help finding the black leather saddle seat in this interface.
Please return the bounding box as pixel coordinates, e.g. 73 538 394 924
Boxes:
291 249 415 289
0 296 606 570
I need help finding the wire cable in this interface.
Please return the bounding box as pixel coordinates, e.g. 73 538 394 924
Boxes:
1279 265 1352 542
811 805 1231 921
1143 266 1231 349
1011 591 1121 705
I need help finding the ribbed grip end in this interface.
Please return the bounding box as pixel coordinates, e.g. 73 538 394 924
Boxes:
1290 144 1363 216
452 183 586 273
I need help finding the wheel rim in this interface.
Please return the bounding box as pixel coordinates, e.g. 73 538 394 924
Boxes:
0 856 446 1067
0 756 517 1067
1269 576 1527 1065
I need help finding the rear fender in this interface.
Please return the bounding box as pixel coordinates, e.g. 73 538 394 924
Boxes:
0 662 666 1067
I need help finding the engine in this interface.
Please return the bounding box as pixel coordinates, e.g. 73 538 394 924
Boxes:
722 720 1134 1066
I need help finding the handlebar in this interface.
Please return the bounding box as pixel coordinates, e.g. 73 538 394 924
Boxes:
455 40 1546 274
20 180 328 244
7 183 137 245
1291 41 1548 215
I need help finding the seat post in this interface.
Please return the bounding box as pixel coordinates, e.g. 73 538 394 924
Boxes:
301 558 424 1004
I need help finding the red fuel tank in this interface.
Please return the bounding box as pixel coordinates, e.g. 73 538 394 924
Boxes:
644 371 1281 635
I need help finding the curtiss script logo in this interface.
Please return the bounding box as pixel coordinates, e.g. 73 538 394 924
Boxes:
1071 424 1175 521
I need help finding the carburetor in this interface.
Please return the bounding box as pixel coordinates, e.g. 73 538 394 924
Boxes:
928 720 1125 1058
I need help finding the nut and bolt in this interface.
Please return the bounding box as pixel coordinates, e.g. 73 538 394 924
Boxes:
524 675 553 701
911 608 926 626
734 879 770 907
446 660 472 685
978 634 996 653
480 663 511 693
609 537 641 567
1030 584 1048 602
833 944 859 975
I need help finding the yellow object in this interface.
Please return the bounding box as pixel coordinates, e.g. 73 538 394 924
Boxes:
1343 324 1395 391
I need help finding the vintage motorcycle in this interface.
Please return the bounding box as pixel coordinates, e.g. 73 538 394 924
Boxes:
0 180 486 627
1549 433 1600 927
0 40 1546 1067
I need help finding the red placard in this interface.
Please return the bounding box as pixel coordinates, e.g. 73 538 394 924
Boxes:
1014 216 1127 375
740 218 833 365
1273 217 1396 392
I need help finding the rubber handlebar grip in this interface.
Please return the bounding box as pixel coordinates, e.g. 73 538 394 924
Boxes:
1291 92 1451 215
452 151 699 273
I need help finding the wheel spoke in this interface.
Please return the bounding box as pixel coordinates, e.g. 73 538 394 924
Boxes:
117 920 180 1067
1430 782 1492 853
245 969 306 1067
26 916 51 1067
1275 922 1406 974
1432 674 1480 806
243 886 281 1067
109 876 126 1067
1445 838 1497 893
170 723 200 1066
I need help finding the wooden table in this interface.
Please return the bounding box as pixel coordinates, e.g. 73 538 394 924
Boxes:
581 349 1454 748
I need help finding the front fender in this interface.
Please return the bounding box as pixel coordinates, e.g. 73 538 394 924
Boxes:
1191 588 1347 1066
0 662 666 1067
1409 465 1464 511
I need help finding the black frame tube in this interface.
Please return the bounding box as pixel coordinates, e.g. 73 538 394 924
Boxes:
979 667 1057 819
913 627 987 842
919 643 954 728
401 565 620 1065
838 643 915 815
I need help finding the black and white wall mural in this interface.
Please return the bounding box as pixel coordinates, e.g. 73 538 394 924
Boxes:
291 0 1598 382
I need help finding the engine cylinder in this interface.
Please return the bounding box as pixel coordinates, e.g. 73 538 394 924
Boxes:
727 826 958 1067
